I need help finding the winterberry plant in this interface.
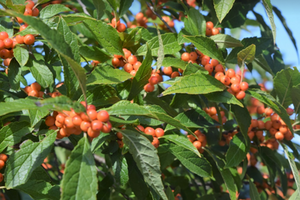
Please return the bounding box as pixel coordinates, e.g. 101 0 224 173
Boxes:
0 0 299 200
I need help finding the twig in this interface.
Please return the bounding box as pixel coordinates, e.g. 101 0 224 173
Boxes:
77 0 91 16
146 2 175 33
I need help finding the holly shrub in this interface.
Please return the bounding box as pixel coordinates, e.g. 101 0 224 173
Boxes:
0 0 299 200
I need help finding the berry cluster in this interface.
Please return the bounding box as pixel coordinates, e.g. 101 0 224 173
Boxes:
139 125 165 148
24 82 44 98
143 69 163 93
206 21 221 36
108 18 126 32
45 102 112 139
160 16 175 29
187 130 207 153
145 7 157 20
0 154 8 183
204 106 227 124
112 48 141 76
16 0 39 24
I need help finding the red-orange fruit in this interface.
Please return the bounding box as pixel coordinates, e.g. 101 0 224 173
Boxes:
155 128 164 137
97 110 110 122
144 127 155 136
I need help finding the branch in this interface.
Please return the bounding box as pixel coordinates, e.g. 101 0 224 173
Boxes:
146 2 175 33
77 0 91 16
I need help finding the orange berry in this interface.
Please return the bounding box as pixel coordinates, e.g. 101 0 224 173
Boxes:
201 55 210 65
136 125 144 132
0 173 3 182
24 34 35 45
32 8 40 17
193 141 202 149
240 82 249 91
124 63 133 73
3 58 11 66
25 0 35 9
214 72 224 81
80 121 91 132
231 83 241 93
91 120 103 132
155 128 164 137
204 63 214 73
101 121 112 133
28 89 39 97
24 8 32 16
286 107 294 116
3 38 13 49
235 91 246 100
0 49 10 59
189 52 198 61
171 71 180 78
116 132 123 140
144 127 155 136
275 131 284 140
128 55 137 65
149 75 159 85
112 57 120 67
72 115 83 126
97 110 110 122
210 59 219 66
152 137 160 148
265 108 273 116
206 21 214 29
87 109 98 121
226 69 236 78
181 52 190 62
20 24 28 32
0 32 8 40
31 82 41 91
214 64 224 72
0 154 8 162
15 35 24 44
17 17 23 23
117 23 126 32
163 66 173 76
265 121 272 130
211 27 219 35
45 116 55 127
230 76 241 84
144 83 154 92
221 76 231 85
64 117 75 128
117 140 124 148
133 61 141 70
257 106 265 115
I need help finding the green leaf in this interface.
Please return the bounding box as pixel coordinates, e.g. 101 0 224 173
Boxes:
91 133 111 153
162 72 226 96
289 190 300 200
127 45 152 100
225 133 249 168
39 4 71 18
120 27 142 48
273 6 298 57
5 131 57 188
112 152 129 186
28 108 49 127
13 45 29 66
87 65 133 85
7 59 22 91
30 59 54 88
83 19 123 55
210 34 243 49
136 33 181 56
249 179 261 200
107 101 194 135
163 134 200 157
273 67 300 108
231 104 251 143
184 35 225 65
0 98 40 116
61 136 97 200
221 3 251 28
169 144 212 177
0 121 33 152
247 89 293 133
237 44 256 67
119 0 133 16
156 27 164 71
262 0 276 43
282 144 300 193
162 57 187 69
204 90 244 107
36 95 85 113
6 10 87 101
118 129 167 200
213 0 235 23
78 85 120 108
61 13 96 24
291 84 300 116
93 0 105 19
79 45 111 63
184 7 206 36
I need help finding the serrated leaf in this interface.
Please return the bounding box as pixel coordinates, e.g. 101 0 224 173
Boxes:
185 7 206 36
14 45 29 66
204 90 243 107
0 121 33 152
83 19 123 55
262 0 276 43
78 85 120 107
119 0 133 16
225 133 249 168
119 129 167 200
39 4 71 18
162 57 187 69
210 34 243 49
0 98 40 116
107 100 194 135
213 0 235 23
5 131 56 188
169 144 212 177
87 65 133 85
6 10 87 101
136 33 181 56
7 58 22 91
36 95 85 113
79 45 111 63
163 134 200 156
91 134 111 153
61 136 97 200
273 67 300 108
184 35 225 65
30 59 54 88
162 72 226 96
127 45 152 100
93 0 105 19
249 179 261 200
237 44 256 67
